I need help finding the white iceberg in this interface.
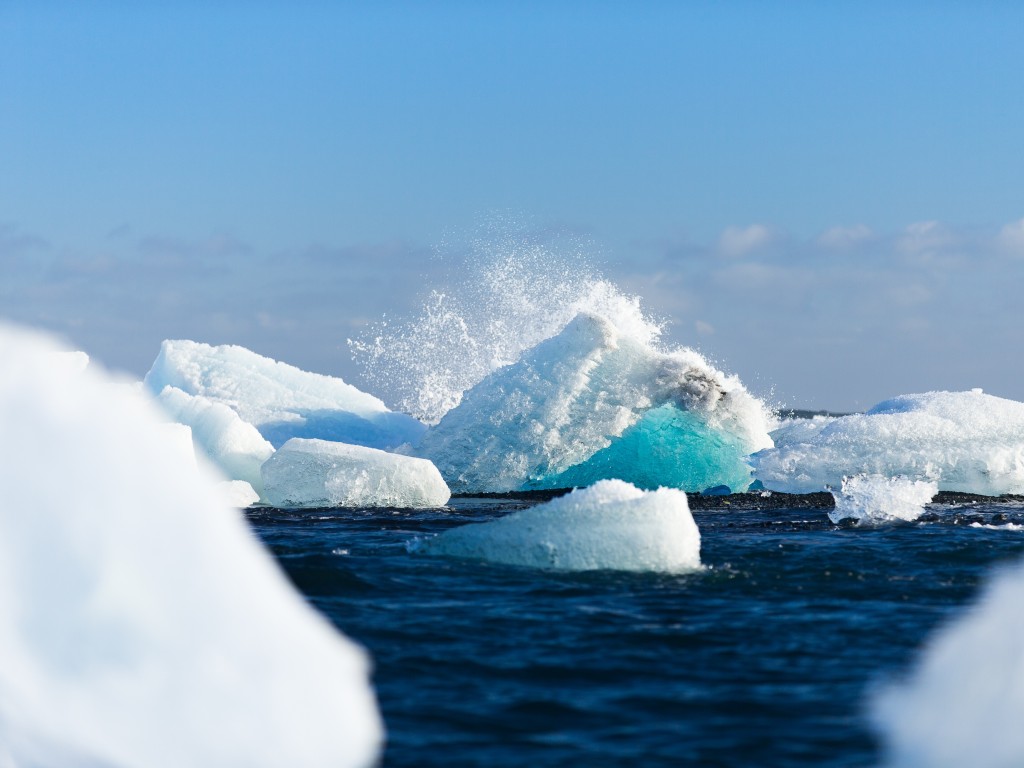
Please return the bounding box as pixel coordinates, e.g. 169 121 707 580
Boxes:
415 479 701 572
0 324 381 768
873 559 1024 767
155 385 275 497
217 479 261 508
145 339 426 449
829 474 938 524
262 438 451 509
416 312 773 493
753 390 1024 496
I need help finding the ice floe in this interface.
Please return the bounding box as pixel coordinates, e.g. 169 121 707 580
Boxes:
262 438 451 509
145 339 425 449
828 474 937 524
0 323 381 768
416 312 773 493
753 390 1024 496
873 558 1024 767
415 479 701 572
154 385 275 497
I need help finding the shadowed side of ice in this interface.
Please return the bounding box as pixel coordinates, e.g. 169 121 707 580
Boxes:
414 479 701 572
145 339 426 450
262 438 451 508
0 324 382 768
416 312 774 493
873 557 1024 767
753 390 1024 496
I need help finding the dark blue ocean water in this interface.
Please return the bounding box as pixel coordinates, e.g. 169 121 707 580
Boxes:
247 496 1024 767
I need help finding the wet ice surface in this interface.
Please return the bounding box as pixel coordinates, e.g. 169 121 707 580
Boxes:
247 493 1024 767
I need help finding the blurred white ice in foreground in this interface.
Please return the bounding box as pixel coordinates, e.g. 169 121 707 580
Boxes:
0 324 381 768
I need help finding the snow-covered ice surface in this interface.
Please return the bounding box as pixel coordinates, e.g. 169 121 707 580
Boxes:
873 559 1024 768
262 438 451 509
154 385 275 497
753 390 1024 496
828 474 938 524
0 324 381 768
145 339 425 450
416 312 773 493
415 479 701 572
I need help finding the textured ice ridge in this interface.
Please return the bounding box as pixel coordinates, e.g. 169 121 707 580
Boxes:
262 438 451 508
145 339 426 450
753 390 1024 496
416 312 774 493
415 479 701 572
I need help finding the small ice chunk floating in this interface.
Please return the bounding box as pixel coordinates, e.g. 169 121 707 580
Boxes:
0 324 382 768
873 557 1024 767
828 474 938 524
145 339 426 449
416 312 774 493
753 390 1024 496
415 479 701 572
262 438 451 509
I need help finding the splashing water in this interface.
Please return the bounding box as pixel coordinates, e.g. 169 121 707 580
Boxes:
349 230 663 424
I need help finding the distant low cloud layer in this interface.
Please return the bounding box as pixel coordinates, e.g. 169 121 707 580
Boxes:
3 216 1023 412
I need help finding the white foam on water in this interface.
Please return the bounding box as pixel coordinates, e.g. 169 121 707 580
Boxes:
753 390 1024 496
828 474 937 524
414 479 701 572
0 323 382 767
349 230 665 426
873 559 1024 767
262 438 451 509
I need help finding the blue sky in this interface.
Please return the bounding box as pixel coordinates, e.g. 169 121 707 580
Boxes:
2 2 1023 411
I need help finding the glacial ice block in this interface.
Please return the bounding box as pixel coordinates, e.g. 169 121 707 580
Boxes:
145 339 426 449
873 557 1024 767
752 390 1024 496
415 312 774 493
415 479 701 572
262 438 451 508
828 474 938 524
155 385 275 496
0 324 381 768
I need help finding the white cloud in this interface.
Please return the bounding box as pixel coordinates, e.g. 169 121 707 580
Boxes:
695 320 715 335
895 221 953 255
996 217 1024 255
816 224 873 250
717 224 774 257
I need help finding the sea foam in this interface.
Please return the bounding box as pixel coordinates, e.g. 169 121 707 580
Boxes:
0 324 381 767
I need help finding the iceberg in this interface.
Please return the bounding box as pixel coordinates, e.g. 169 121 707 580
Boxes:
145 339 426 450
828 474 937 524
752 390 1024 496
416 312 773 493
415 479 701 572
0 324 381 768
873 559 1024 767
262 438 451 509
154 385 275 497
217 479 261 508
